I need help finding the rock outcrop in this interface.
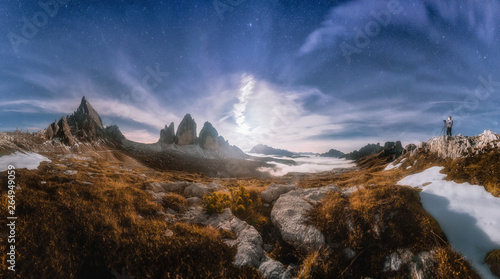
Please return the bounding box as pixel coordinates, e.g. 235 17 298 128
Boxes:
204 209 264 267
58 117 74 146
159 122 176 144
271 185 340 252
410 130 500 159
104 125 125 142
343 143 383 160
198 122 219 150
176 114 197 145
382 141 403 160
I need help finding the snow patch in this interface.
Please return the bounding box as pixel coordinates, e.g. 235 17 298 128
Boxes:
384 158 406 171
0 152 50 171
397 166 500 279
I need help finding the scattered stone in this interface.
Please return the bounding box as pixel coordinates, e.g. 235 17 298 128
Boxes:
164 229 174 237
63 170 78 175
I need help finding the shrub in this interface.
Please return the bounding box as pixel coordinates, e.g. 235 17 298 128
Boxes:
203 191 231 214
230 186 253 215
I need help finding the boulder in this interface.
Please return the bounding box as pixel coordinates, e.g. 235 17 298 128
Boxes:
204 209 263 267
159 122 176 144
271 185 340 252
258 256 291 279
198 122 219 150
261 183 298 204
176 114 197 145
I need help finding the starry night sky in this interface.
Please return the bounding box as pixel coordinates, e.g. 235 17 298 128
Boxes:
1 0 500 152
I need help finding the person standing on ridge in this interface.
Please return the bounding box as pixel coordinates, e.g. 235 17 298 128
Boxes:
445 116 453 136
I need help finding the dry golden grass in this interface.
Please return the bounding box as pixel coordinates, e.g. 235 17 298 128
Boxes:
434 247 481 279
444 150 500 197
0 158 261 278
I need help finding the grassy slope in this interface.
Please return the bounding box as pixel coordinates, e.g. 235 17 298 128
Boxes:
0 149 487 278
0 156 261 279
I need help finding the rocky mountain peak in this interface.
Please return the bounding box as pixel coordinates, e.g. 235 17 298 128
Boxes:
410 130 500 159
176 114 197 145
73 96 104 130
198 122 219 150
159 122 176 144
44 96 111 145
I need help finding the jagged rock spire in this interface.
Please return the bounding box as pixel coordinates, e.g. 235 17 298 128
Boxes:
199 121 219 150
176 114 197 145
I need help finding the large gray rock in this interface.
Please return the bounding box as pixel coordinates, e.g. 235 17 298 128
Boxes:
176 114 197 145
159 122 176 144
271 185 340 252
198 122 219 150
261 183 298 204
204 209 263 267
258 256 291 279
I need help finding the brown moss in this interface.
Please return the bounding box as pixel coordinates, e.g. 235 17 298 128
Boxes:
162 192 188 212
435 247 481 279
486 249 500 278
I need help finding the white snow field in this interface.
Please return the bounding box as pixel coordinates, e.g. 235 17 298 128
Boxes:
398 166 500 279
0 152 51 172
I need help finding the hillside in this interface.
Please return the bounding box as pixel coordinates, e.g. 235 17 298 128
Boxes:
1 100 499 278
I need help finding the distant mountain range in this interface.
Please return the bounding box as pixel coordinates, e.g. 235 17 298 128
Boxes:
0 96 267 177
249 144 296 157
